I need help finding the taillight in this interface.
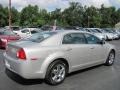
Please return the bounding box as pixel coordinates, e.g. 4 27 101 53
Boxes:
17 48 26 60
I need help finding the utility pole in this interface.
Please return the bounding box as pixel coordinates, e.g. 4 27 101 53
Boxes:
88 16 90 28
9 0 12 30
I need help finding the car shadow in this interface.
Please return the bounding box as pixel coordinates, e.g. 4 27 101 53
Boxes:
5 68 44 85
5 64 104 85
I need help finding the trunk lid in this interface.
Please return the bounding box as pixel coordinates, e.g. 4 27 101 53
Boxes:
6 40 37 60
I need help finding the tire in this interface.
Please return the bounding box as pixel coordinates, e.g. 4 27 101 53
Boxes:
45 60 67 85
105 51 115 66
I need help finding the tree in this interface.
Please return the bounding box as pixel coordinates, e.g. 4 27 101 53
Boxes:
0 2 120 28
100 5 117 28
83 6 102 28
113 8 120 25
0 4 8 27
20 5 39 27
38 9 49 26
63 2 84 27
11 7 19 25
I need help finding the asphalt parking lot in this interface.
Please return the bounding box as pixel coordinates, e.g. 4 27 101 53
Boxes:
0 40 120 90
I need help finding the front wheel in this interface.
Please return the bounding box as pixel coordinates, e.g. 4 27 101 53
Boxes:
105 51 115 66
45 60 67 85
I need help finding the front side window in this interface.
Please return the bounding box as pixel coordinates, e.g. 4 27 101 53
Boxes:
62 33 86 44
84 33 101 44
31 30 38 34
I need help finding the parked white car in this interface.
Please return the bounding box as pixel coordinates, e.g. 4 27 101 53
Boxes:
111 29 120 40
15 28 40 39
101 29 114 40
84 28 106 40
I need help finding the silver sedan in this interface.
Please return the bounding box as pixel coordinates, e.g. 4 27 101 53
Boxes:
4 30 116 85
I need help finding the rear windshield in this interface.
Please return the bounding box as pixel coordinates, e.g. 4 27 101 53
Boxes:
0 30 15 35
27 31 57 42
90 29 99 33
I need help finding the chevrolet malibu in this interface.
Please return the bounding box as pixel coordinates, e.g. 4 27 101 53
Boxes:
4 30 116 85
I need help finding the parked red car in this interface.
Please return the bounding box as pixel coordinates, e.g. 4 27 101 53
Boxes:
0 29 21 48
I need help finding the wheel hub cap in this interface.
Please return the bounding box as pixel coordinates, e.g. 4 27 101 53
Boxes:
51 64 65 82
109 53 114 64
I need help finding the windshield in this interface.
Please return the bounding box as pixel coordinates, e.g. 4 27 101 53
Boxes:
103 29 113 33
28 31 57 42
94 29 102 33
90 29 99 33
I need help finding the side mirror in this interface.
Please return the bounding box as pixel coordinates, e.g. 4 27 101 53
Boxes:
98 39 105 45
100 39 105 45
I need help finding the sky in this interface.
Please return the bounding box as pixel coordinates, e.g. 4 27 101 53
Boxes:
0 0 120 11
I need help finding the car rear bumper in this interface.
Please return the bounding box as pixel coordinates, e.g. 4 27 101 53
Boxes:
4 53 45 79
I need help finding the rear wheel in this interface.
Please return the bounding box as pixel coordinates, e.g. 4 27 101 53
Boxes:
45 60 67 85
105 51 115 66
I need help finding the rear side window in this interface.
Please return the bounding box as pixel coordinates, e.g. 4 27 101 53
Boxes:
62 33 86 44
21 29 29 33
84 33 101 44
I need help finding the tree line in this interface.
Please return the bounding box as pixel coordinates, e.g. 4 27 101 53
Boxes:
0 2 120 28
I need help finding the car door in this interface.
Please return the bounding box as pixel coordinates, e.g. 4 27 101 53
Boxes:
84 33 107 63
62 33 94 71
